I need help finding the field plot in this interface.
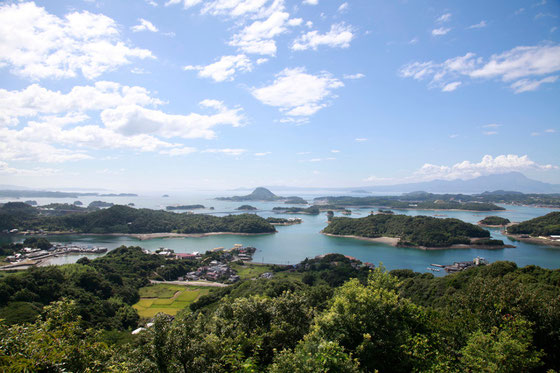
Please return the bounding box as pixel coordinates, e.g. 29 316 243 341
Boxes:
133 284 211 318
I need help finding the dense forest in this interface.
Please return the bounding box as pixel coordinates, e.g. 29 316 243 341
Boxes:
507 211 560 236
0 203 276 234
323 214 495 247
272 206 320 215
1 251 559 372
315 195 504 211
479 216 511 226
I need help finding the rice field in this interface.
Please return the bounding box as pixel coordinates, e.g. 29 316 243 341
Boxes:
133 283 211 318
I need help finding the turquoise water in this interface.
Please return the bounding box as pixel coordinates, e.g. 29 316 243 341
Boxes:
4 193 560 273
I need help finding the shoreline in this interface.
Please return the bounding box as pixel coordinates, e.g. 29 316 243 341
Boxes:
505 234 560 247
322 232 514 250
318 205 508 212
20 231 276 241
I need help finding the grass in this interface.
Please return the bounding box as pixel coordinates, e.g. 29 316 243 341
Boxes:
230 262 304 281
133 284 211 318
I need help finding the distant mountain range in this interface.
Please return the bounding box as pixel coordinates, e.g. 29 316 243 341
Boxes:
238 172 560 195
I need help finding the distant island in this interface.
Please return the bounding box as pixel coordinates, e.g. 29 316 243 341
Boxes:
266 217 303 225
166 204 205 210
162 194 169 198
322 213 511 249
351 190 370 194
0 203 276 235
315 193 505 211
0 190 137 198
88 201 114 209
217 187 307 205
479 216 511 227
506 212 560 246
236 205 257 211
272 206 320 215
284 196 307 204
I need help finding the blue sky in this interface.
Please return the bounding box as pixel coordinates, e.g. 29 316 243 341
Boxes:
0 0 559 191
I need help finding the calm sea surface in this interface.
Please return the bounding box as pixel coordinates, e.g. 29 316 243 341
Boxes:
3 192 559 274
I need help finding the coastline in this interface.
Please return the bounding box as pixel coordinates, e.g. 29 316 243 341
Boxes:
322 232 514 250
21 231 276 241
322 205 508 212
505 234 560 247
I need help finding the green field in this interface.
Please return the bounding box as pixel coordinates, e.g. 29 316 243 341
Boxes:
230 263 303 281
133 284 211 318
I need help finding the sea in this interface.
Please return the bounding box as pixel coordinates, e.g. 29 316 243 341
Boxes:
2 191 559 275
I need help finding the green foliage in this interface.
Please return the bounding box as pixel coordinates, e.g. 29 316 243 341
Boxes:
272 206 320 215
507 211 560 236
479 216 511 226
0 204 276 234
324 214 492 247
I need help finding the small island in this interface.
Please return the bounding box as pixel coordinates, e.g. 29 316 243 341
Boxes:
24 200 37 206
479 216 511 227
88 201 114 209
272 206 320 215
236 205 258 211
162 194 169 198
322 213 512 250
284 196 307 204
506 212 560 246
166 204 205 210
266 217 303 225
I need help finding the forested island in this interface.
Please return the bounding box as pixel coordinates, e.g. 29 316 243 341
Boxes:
217 187 307 205
166 204 205 210
479 216 511 226
322 214 509 249
272 206 320 215
1 246 559 372
0 203 275 235
506 212 560 246
284 196 307 204
236 205 257 211
266 217 303 225
315 195 504 211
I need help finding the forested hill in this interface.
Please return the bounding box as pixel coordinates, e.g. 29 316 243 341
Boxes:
507 212 560 236
0 204 276 234
315 195 504 211
323 214 493 247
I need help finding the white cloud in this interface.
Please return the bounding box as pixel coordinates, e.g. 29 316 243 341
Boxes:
545 128 556 133
185 54 253 82
442 81 461 92
251 67 343 119
355 138 367 142
254 152 271 156
303 0 318 5
131 18 159 32
159 147 197 156
432 27 451 36
414 154 557 181
331 149 340 153
256 58 269 64
468 20 487 29
292 23 354 51
338 2 348 12
509 75 559 93
0 2 154 80
449 134 459 138
165 0 203 8
0 161 60 176
0 82 244 163
343 73 365 80
229 11 296 56
399 43 560 93
203 148 247 156
483 131 498 135
482 123 502 128
437 13 452 23
531 132 540 136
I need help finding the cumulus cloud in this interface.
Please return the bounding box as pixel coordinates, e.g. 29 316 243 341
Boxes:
251 67 343 120
343 73 365 80
0 161 60 176
414 154 557 181
292 23 354 51
399 43 560 93
0 82 244 163
184 54 253 82
131 18 159 32
0 2 154 80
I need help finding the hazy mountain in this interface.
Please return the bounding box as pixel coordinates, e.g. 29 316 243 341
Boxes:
356 172 560 194
217 187 282 201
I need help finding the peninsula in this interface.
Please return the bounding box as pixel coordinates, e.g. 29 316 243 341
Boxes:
506 212 560 246
322 213 510 249
0 203 276 235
